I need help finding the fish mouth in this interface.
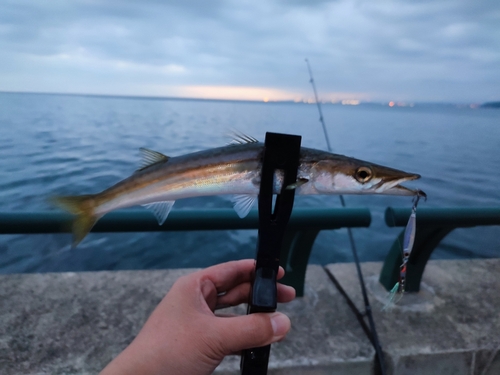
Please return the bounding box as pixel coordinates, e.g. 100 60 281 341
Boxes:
389 184 427 197
375 173 426 197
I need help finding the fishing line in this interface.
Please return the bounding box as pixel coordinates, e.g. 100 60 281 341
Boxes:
305 58 387 375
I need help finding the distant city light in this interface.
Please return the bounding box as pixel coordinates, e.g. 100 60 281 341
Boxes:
388 101 414 107
341 99 360 105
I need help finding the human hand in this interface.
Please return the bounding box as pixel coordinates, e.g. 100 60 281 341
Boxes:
100 259 296 375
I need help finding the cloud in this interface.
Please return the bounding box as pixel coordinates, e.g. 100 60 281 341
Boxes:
0 0 499 102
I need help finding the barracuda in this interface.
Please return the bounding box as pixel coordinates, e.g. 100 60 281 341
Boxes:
52 136 425 247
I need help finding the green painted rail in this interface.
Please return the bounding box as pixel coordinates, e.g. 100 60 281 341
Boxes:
379 207 500 292
0 208 371 296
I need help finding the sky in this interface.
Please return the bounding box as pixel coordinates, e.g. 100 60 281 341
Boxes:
1 0 499 103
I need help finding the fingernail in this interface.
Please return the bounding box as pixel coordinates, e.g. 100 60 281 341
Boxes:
270 313 290 337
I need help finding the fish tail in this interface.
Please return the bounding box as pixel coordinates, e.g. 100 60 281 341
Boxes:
51 195 99 247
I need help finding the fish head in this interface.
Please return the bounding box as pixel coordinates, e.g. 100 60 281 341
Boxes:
310 157 425 197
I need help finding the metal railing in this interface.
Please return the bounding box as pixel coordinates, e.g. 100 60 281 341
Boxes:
0 208 371 296
2 207 499 294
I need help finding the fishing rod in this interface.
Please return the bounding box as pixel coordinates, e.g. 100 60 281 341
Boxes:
305 58 387 375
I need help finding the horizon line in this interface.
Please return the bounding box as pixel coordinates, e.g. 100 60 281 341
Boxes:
0 90 490 107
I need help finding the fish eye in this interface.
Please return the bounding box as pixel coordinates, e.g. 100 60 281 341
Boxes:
355 167 373 183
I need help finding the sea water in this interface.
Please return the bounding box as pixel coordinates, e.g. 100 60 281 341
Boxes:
0 92 499 273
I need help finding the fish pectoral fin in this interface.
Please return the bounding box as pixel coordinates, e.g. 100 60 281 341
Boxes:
137 148 170 172
50 195 99 248
285 178 309 190
231 194 257 218
142 201 175 225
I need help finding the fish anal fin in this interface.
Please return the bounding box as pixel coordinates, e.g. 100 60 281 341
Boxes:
142 201 175 225
286 178 309 190
50 195 98 248
137 148 170 172
231 194 257 218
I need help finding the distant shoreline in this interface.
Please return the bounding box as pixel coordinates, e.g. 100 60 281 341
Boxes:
481 101 500 109
0 90 494 108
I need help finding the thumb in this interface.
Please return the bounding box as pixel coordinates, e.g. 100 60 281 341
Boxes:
214 312 291 354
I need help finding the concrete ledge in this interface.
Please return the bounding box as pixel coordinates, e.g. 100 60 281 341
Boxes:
216 265 374 374
325 259 500 375
1 259 499 374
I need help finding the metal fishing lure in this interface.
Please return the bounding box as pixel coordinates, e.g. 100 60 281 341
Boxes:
385 190 425 308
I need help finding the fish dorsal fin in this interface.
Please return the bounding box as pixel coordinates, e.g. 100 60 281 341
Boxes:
137 148 170 171
231 194 257 218
227 130 259 145
142 200 175 225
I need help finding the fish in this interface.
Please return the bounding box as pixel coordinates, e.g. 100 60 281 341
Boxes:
52 134 425 247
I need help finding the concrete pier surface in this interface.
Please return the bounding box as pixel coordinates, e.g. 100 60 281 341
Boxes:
1 259 499 374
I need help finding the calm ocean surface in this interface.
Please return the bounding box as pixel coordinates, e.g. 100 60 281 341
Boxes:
0 92 499 273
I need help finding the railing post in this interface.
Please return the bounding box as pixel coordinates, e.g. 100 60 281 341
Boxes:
279 229 321 297
379 207 500 292
379 226 453 292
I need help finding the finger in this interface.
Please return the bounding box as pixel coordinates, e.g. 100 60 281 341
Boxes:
217 282 296 308
198 260 256 295
197 260 287 294
217 282 251 307
277 266 285 280
277 283 296 303
213 312 291 355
